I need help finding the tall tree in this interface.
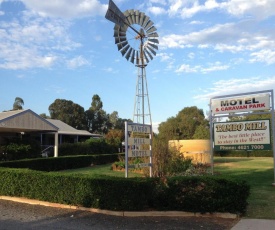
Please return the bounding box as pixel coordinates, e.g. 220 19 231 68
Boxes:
86 94 108 134
48 99 86 129
158 106 209 140
13 97 24 110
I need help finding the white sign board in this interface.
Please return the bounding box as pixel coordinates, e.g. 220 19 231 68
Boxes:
214 119 271 151
211 93 270 115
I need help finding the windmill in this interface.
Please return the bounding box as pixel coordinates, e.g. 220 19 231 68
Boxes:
105 0 159 126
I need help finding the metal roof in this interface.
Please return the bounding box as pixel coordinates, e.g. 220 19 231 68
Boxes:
0 109 58 133
0 109 101 137
47 119 99 137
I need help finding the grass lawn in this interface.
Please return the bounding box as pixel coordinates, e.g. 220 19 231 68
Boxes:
214 157 275 219
60 163 143 178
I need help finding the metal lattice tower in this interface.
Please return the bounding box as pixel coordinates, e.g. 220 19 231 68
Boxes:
133 64 152 125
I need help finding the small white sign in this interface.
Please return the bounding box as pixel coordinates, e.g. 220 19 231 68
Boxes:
127 124 151 133
128 138 151 145
211 93 270 115
128 150 151 158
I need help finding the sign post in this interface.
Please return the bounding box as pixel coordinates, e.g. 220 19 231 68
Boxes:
125 121 152 178
210 90 275 186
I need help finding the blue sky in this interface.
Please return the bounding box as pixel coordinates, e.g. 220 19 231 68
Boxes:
0 0 275 132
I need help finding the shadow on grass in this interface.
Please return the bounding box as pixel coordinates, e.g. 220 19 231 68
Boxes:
214 157 254 163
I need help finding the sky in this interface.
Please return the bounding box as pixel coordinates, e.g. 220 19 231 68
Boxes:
0 0 275 133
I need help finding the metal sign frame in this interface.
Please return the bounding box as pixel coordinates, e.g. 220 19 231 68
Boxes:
125 121 152 178
209 90 275 185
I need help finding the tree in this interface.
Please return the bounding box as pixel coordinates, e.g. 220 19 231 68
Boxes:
39 113 50 119
158 106 208 140
86 94 108 134
105 129 124 147
48 99 86 129
193 125 210 139
13 97 24 110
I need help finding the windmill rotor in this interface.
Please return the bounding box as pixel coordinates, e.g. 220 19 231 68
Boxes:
113 10 159 65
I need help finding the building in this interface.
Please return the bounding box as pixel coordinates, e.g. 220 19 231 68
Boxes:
0 109 101 157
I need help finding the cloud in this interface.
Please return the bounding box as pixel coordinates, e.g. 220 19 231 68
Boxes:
0 12 81 70
194 76 275 101
175 62 229 74
166 0 275 19
21 0 107 18
148 6 166 15
250 50 275 65
67 56 89 69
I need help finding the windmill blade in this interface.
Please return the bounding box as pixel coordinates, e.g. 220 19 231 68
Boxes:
114 30 126 37
125 47 133 61
124 10 132 25
139 12 145 27
144 20 154 30
114 24 120 31
130 49 135 64
147 42 158 50
135 10 140 25
146 26 157 35
145 49 153 60
136 51 139 65
141 15 150 28
148 38 159 44
148 32 158 38
129 9 135 25
117 41 127 51
146 45 157 56
143 51 149 63
115 36 126 44
120 44 130 55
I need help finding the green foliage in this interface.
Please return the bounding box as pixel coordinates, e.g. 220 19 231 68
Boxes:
49 99 86 129
151 137 193 177
1 137 40 160
193 125 210 139
105 129 124 148
58 138 117 156
0 165 249 214
158 106 209 141
0 155 119 171
13 97 24 110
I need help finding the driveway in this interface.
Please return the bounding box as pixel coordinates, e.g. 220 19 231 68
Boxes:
0 199 238 230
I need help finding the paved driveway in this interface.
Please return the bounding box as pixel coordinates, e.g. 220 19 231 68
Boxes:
0 200 237 230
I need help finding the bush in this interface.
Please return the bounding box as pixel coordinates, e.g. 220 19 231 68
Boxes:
0 154 119 171
0 166 249 214
58 138 117 156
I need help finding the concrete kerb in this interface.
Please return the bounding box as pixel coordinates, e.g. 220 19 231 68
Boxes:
0 196 238 219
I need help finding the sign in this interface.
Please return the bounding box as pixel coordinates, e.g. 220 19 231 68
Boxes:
127 124 151 133
213 120 271 151
128 137 151 145
211 93 270 115
128 150 151 157
105 0 126 27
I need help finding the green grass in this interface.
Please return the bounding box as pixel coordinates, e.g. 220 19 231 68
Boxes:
214 157 275 219
60 163 143 178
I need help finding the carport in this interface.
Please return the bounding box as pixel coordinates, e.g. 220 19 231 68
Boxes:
0 109 59 157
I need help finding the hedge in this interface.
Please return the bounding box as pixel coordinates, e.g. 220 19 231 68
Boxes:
0 163 250 214
0 154 119 171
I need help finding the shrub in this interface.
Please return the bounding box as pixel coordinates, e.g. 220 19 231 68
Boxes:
58 138 117 156
0 154 119 171
0 166 249 214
